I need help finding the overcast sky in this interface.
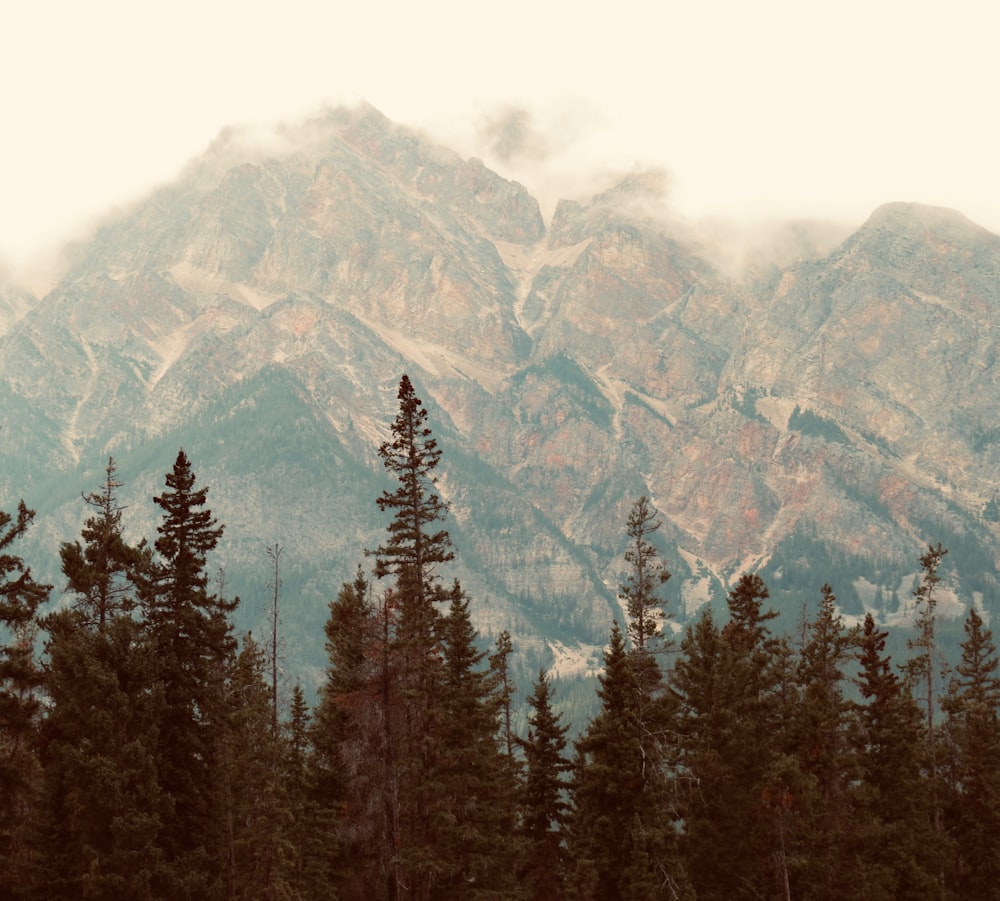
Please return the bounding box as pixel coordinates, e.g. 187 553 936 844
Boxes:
3 0 998 274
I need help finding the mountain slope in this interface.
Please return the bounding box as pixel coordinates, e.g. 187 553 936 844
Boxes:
1 106 997 691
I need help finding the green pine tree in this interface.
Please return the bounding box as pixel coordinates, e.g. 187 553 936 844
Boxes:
35 463 165 898
0 500 50 892
282 683 335 900
370 375 456 900
569 623 691 900
787 584 860 899
222 632 294 900
372 374 454 628
144 449 238 897
311 565 383 899
902 544 952 895
941 608 1000 898
619 496 670 656
433 582 519 897
59 457 150 627
850 613 938 900
905 544 949 742
670 574 787 900
36 610 165 899
517 668 570 900
489 629 516 762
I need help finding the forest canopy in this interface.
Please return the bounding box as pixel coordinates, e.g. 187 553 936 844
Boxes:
1 377 998 899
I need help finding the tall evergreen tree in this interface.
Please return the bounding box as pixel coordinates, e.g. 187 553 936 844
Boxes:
144 449 238 897
222 632 294 900
36 610 164 899
569 623 691 900
568 622 640 899
941 608 1000 897
59 457 149 627
282 683 335 901
489 629 516 762
905 544 948 741
619 496 670 656
619 496 673 763
670 574 788 900
787 584 859 899
903 543 951 888
318 375 514 900
902 544 952 895
35 463 164 898
518 668 570 900
850 613 938 900
433 582 519 897
0 500 50 888
372 373 453 627
312 566 391 899
371 375 455 900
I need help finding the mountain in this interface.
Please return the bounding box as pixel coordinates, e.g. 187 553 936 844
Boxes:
2 104 998 694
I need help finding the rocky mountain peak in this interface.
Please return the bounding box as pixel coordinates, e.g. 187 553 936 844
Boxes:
838 201 1000 271
2 108 997 690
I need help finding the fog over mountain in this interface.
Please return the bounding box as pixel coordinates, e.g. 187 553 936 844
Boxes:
2 105 998 694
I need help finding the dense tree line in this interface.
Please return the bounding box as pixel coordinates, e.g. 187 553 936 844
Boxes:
2 374 1000 898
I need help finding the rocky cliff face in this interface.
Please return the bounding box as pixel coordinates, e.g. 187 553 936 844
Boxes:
1 105 997 686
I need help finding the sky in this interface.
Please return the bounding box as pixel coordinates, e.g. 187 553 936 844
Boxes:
3 0 999 277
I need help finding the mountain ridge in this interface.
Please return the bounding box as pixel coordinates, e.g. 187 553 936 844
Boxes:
2 105 997 690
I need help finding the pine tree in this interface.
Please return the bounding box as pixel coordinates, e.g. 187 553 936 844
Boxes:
144 449 238 896
370 375 456 900
905 544 948 741
620 496 670 656
311 566 383 898
941 608 1000 897
517 668 570 900
0 500 50 889
222 632 294 900
903 544 952 896
569 623 691 900
432 582 519 897
850 613 938 900
282 683 335 901
787 584 860 899
568 623 640 899
59 457 150 627
36 610 165 899
619 496 672 770
314 377 519 898
670 574 788 900
35 464 165 898
489 629 516 762
372 373 453 626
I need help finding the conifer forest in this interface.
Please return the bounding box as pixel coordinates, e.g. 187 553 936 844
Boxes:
3 374 1000 900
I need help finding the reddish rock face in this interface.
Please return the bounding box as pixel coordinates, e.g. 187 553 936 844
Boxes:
2 108 997 683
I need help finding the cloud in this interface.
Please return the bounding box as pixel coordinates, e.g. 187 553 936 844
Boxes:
476 107 554 165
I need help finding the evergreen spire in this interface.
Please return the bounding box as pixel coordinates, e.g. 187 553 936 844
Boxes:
373 374 453 616
59 457 149 626
620 496 670 654
146 449 238 894
0 500 50 882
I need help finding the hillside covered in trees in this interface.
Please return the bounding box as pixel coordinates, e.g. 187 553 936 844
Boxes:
2 375 999 899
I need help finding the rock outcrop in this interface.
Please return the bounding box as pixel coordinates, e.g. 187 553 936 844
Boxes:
1 107 997 686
